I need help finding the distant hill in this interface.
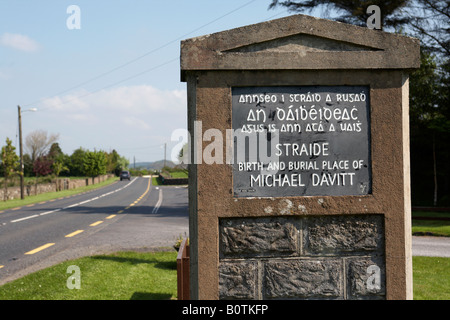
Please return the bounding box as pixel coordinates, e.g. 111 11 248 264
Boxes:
133 160 177 170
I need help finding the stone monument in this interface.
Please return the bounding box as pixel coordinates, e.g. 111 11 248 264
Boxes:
180 14 420 300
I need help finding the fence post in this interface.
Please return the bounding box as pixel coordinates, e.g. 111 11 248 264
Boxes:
177 238 190 300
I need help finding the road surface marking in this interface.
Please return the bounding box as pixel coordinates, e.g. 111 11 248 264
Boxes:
117 210 124 214
26 204 35 207
106 215 116 219
8 179 137 224
152 189 163 214
25 243 55 255
11 215 39 223
65 230 84 238
40 209 61 216
90 221 103 227
0 265 4 269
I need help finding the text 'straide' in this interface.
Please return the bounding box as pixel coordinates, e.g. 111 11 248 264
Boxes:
232 86 371 197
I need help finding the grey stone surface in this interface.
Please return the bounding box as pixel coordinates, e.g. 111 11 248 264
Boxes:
265 259 342 299
181 14 420 79
220 218 298 258
304 215 384 254
346 256 386 299
219 261 257 300
218 215 385 300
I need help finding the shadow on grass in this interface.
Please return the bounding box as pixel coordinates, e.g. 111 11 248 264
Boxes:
130 292 174 300
90 255 177 270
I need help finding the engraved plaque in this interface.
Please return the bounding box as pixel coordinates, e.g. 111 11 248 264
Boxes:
232 86 371 197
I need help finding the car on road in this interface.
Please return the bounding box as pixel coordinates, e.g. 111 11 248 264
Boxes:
120 170 131 181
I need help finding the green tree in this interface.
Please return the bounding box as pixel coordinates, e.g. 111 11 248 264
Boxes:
410 51 450 206
83 150 107 183
0 138 20 201
408 0 449 57
48 142 69 185
115 155 129 176
69 147 87 177
106 149 120 174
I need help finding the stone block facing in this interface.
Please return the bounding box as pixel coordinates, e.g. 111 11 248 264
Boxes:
304 215 384 255
219 215 385 300
219 217 299 258
219 261 258 300
265 259 343 299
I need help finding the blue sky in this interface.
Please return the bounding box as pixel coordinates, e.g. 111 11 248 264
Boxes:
0 1 300 163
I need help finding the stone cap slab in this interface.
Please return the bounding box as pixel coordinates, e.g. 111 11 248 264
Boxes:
180 14 420 80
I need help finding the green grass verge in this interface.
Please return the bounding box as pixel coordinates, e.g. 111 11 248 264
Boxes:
151 176 163 186
413 256 450 300
412 211 450 237
412 211 450 219
169 171 188 178
0 177 119 212
0 251 177 300
412 220 450 237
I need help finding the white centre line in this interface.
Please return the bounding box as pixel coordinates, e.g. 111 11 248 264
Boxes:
9 178 138 224
10 215 39 223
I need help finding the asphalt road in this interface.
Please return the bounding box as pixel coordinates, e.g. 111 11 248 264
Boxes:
412 236 450 258
0 177 188 285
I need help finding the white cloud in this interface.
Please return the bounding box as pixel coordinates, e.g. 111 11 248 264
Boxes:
0 33 40 52
37 84 187 161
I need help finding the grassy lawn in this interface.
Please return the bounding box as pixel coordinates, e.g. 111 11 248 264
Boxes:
413 256 450 300
0 177 119 212
169 171 188 178
0 251 177 300
412 210 450 237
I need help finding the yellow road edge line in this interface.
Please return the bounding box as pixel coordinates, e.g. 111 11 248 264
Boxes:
90 220 103 227
65 230 84 238
117 210 124 214
25 243 55 255
0 265 4 269
106 215 116 219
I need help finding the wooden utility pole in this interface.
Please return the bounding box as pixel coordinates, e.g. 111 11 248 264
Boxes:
18 105 24 200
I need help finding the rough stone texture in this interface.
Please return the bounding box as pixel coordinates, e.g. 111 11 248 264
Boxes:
346 256 386 299
219 261 257 300
219 215 385 300
304 215 384 254
220 218 298 258
265 259 342 299
181 14 420 79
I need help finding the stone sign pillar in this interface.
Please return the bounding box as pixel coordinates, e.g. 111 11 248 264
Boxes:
181 14 420 300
